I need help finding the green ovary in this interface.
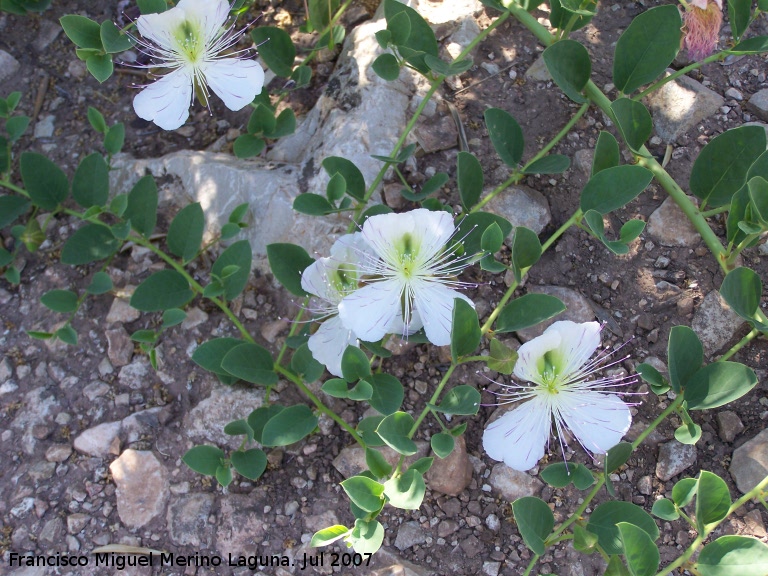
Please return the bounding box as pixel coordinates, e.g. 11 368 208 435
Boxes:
537 352 562 393
173 19 204 63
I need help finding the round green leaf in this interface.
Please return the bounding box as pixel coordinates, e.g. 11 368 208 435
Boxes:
383 0 438 74
605 442 633 474
72 153 109 208
685 361 758 410
86 54 114 83
55 325 78 345
341 345 372 382
191 337 242 376
617 522 660 576
20 152 69 210
383 469 426 510
247 405 284 444
435 385 480 415
86 271 113 295
728 0 752 40
697 536 768 576
720 267 762 325
512 497 554 556
182 445 225 476
542 40 591 103
651 498 679 521
372 53 401 81
347 518 385 555
495 293 565 333
511 226 543 282
611 98 653 152
357 415 386 447
457 151 484 210
130 269 193 312
674 422 702 444
613 5 681 94
548 0 595 31
580 165 653 214
291 342 325 383
451 298 481 361
59 14 102 49
667 325 703 394
61 224 120 265
125 175 158 238
231 449 267 481
0 196 31 229
369 373 404 415
266 243 315 297
523 154 571 175
348 379 373 401
100 20 134 53
341 475 385 513
251 26 295 77
365 447 392 479
593 131 620 176
484 108 524 167
431 432 454 459
221 343 277 386
696 471 731 532
672 477 698 507
322 378 350 398
167 202 204 263
310 525 350 548
233 134 266 158
322 156 366 201
587 502 659 556
104 123 125 155
215 464 232 487
41 289 78 313
261 404 318 447
377 412 418 455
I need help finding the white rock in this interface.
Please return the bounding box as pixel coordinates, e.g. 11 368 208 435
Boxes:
167 493 216 547
109 449 169 529
118 358 151 390
11 386 61 454
0 50 20 83
33 115 55 139
691 290 745 357
488 463 543 501
73 421 121 457
486 186 552 235
333 442 430 479
106 297 141 324
647 196 701 247
184 385 266 447
655 440 696 481
730 428 768 494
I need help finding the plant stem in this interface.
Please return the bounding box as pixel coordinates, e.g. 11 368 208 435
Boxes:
0 179 29 197
410 364 456 436
634 52 724 101
699 205 729 218
631 395 684 450
719 328 760 361
551 477 605 537
522 554 540 576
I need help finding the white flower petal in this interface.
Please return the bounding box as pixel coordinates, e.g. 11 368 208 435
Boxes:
411 280 473 346
545 321 601 378
301 258 337 304
389 308 423 337
202 58 264 111
133 69 192 130
559 391 632 455
514 329 561 383
136 7 186 49
483 398 551 471
338 280 402 342
308 316 357 378
177 0 229 41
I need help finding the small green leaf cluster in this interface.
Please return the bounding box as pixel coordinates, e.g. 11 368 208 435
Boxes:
233 96 297 158
59 14 136 83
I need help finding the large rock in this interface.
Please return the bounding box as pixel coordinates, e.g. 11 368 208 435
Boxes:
655 440 697 481
333 442 430 478
691 290 745 357
0 50 20 84
730 428 768 494
73 421 121 457
645 70 725 142
167 493 216 547
747 89 768 122
516 285 595 341
488 463 543 501
426 435 473 496
11 387 61 454
109 449 169 529
216 494 269 552
647 196 701 247
486 186 552 236
184 385 265 448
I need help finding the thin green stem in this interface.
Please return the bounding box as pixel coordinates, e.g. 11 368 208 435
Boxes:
699 205 729 218
631 395 684 450
719 328 760 361
634 52 724 101
275 364 365 445
472 102 589 213
276 303 307 365
551 476 605 537
522 554 540 576
410 364 456 436
0 179 29 197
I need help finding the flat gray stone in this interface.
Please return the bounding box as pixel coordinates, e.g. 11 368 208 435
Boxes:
730 428 768 494
184 385 265 448
486 186 552 236
333 441 430 479
655 440 697 481
747 88 768 122
516 285 595 341
74 421 121 457
426 434 473 496
691 290 745 357
33 115 55 139
414 114 458 154
647 196 701 247
109 449 169 529
645 70 725 142
121 407 163 444
216 494 268 552
488 463 543 501
117 358 151 390
394 521 428 551
106 326 133 367
716 410 744 443
45 443 72 462
106 296 141 324
167 493 216 547
525 55 551 82
0 50 20 84
11 386 61 454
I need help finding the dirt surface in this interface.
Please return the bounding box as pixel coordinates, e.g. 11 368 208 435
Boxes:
1 1 768 575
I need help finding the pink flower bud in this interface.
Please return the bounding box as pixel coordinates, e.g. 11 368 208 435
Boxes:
682 0 723 61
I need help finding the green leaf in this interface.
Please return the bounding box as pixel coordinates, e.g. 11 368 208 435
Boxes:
247 405 284 443
125 175 158 237
674 421 702 444
212 240 251 300
291 343 325 382
548 0 595 31
690 126 767 208
573 524 599 554
685 361 758 410
587 502 659 556
131 329 157 344
41 289 78 313
612 5 681 94
383 0 438 74
728 36 768 54
542 40 591 103
322 378 350 398
484 108 524 167
451 299 481 361
72 153 109 208
377 412 418 455
572 464 596 489
357 416 386 447
104 123 125 155
86 54 114 83
55 324 78 345
523 154 570 175
60 15 102 49
231 449 267 481
131 269 194 312
86 271 113 295
182 445 225 476
697 536 768 576
487 338 518 374
233 134 266 158
0 136 9 174
224 419 254 442
372 54 401 81
383 469 426 510
727 0 752 40
322 157 366 201
605 556 632 576
748 177 768 226
593 131 620 176
290 65 312 87
667 325 703 393
221 343 277 386
584 211 645 255
651 498 679 521
431 433 454 459
495 293 565 333
137 0 167 13
696 471 731 532
580 165 653 214
512 497 554 556
167 202 204 263
617 522 659 576
325 172 346 203
454 212 513 256
161 308 186 329
457 151 484 210
0 196 31 228
672 477 698 507
219 222 240 241
540 462 584 488
348 379 373 401
6 115 30 142
481 222 504 254
61 224 120 265
87 106 107 134
266 243 314 297
511 226 542 282
409 457 434 475
346 519 385 555
369 373 404 415
20 152 69 210
215 465 232 487
365 448 392 478
341 476 385 513
401 172 449 202
293 193 336 215
310 525 351 548
720 266 764 328
435 385 480 415
605 442 633 474
250 27 295 78
611 98 653 152
558 0 596 15
261 404 317 447
100 20 134 53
